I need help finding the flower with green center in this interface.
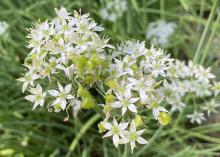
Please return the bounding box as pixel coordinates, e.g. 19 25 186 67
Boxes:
111 89 139 115
121 120 148 153
17 70 40 93
102 118 128 148
48 81 74 110
25 84 46 110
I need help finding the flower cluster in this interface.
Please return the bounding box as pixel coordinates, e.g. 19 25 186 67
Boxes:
18 7 112 112
146 20 176 47
19 7 220 152
99 0 127 22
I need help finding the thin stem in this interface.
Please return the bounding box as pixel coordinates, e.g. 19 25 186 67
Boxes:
193 0 219 64
200 10 220 64
65 114 101 157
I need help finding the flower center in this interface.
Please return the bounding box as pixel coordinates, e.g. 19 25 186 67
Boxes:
59 92 66 99
112 126 119 135
129 132 138 141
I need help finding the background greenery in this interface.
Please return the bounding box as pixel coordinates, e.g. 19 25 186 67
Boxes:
0 0 220 156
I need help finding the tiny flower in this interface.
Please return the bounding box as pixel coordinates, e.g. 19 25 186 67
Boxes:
17 70 40 93
127 77 154 104
55 7 71 20
121 120 148 153
48 82 74 110
111 89 139 115
202 99 220 116
25 84 46 110
187 111 205 124
146 20 176 47
102 118 129 148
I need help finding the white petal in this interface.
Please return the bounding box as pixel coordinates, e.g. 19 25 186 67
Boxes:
137 129 145 136
113 135 119 148
137 137 148 144
130 141 136 153
130 120 136 132
124 89 131 99
65 84 72 93
66 94 74 99
48 90 59 97
119 137 129 144
60 99 67 110
57 81 64 92
103 131 113 138
130 98 139 103
119 122 129 130
113 118 118 126
103 122 112 130
111 101 122 108
128 104 137 113
22 82 29 93
122 107 127 116
25 95 35 102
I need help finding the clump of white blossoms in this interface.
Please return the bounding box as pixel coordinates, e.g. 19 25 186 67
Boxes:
99 0 127 22
146 20 177 47
19 7 220 152
0 21 8 35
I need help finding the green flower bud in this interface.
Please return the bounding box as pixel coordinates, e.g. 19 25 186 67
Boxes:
77 86 90 97
98 122 106 133
105 78 117 89
134 115 143 127
131 64 139 71
158 112 171 125
85 74 96 85
105 94 115 103
81 97 96 109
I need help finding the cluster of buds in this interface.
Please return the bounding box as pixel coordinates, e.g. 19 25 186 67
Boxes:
18 8 220 152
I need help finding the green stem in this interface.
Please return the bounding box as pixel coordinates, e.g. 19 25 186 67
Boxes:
65 114 101 157
200 10 220 64
193 0 218 64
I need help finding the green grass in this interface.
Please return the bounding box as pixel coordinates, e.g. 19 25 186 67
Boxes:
0 0 220 156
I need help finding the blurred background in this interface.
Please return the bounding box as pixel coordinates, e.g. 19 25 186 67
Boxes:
0 0 220 157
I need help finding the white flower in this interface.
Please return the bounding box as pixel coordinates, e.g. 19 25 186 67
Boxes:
146 20 176 47
187 111 205 124
111 89 139 115
121 120 148 153
55 7 71 20
196 66 215 84
102 118 129 148
127 77 154 104
17 70 40 93
25 84 46 110
48 82 74 110
99 0 127 22
202 99 220 116
0 21 8 35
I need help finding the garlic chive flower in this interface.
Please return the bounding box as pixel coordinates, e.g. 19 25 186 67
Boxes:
48 82 74 110
121 120 148 153
19 7 220 152
102 118 129 148
25 84 46 110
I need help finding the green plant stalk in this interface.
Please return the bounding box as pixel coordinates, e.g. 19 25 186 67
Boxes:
200 10 220 64
65 114 101 157
193 0 218 64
